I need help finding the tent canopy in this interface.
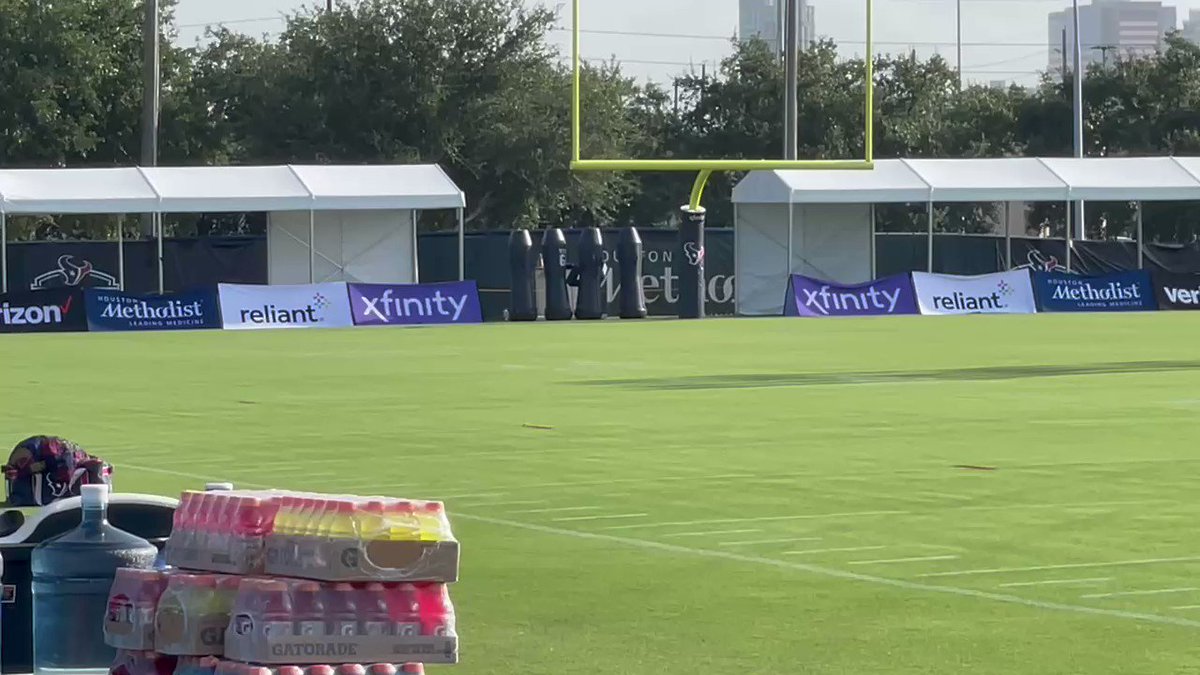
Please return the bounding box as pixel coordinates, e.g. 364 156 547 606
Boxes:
733 157 1200 205
0 164 466 214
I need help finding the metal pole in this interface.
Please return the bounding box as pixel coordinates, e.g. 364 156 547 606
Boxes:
457 208 465 281
869 204 877 279
327 0 333 11
956 0 963 91
118 215 126 291
308 211 316 283
1065 201 1072 273
411 210 420 283
783 0 799 160
141 0 159 168
734 203 741 315
787 203 795 275
926 202 935 273
1072 0 1086 242
0 211 6 294
1004 202 1012 270
156 212 164 293
1136 202 1145 270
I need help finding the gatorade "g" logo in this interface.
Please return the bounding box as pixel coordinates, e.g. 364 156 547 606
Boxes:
340 548 360 568
233 614 254 636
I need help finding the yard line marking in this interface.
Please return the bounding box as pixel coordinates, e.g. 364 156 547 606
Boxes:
551 513 649 522
849 555 960 566
784 546 887 556
1082 588 1198 599
454 511 1200 630
999 577 1112 588
918 557 1200 578
600 510 908 531
508 506 600 514
454 499 548 507
718 537 823 547
662 529 762 538
1172 605 1200 610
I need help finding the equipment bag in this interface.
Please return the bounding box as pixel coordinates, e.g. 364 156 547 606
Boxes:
4 436 112 507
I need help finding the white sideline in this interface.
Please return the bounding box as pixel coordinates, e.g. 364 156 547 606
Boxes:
600 510 909 531
115 463 1200 630
718 537 822 547
784 546 886 556
998 577 1111 588
849 555 960 566
1082 588 1198 599
918 557 1200 578
452 511 1200 630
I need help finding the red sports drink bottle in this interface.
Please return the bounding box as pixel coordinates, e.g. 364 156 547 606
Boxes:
292 581 326 636
325 583 359 637
400 665 424 675
306 666 336 675
356 583 390 637
384 584 420 637
414 584 452 637
174 491 198 548
259 580 295 638
366 666 397 675
276 667 305 675
336 665 365 675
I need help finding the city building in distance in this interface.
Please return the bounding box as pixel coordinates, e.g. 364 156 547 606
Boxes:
1048 0 1177 73
739 0 815 55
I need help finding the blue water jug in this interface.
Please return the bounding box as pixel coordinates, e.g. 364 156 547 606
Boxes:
31 485 157 675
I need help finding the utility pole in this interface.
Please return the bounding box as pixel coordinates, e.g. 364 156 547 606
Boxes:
783 0 799 160
327 0 333 11
141 0 159 169
1093 44 1115 67
1072 0 1086 242
956 0 963 90
1061 28 1068 80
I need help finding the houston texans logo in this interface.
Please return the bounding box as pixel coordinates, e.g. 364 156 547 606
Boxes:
30 255 119 290
1015 250 1069 274
684 242 705 267
61 256 94 285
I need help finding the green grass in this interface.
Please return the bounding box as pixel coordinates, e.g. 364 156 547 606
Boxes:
4 314 1200 674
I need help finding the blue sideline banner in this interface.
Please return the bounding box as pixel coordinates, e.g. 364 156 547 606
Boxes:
1033 271 1156 312
85 288 223 331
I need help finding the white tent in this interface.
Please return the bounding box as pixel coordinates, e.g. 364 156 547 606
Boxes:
732 156 1200 315
0 164 466 293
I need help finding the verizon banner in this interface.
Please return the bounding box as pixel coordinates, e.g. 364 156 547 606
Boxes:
911 270 1037 316
784 274 918 317
1154 273 1200 310
218 283 353 330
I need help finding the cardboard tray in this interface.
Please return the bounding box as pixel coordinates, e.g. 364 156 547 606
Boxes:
264 536 459 583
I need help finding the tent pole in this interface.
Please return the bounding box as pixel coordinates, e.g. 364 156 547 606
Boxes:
1004 201 1012 270
733 203 740 315
118 214 126 290
1065 200 1072 273
926 201 934 273
0 211 6 294
411 210 420 284
1136 201 1144 270
457 208 465 281
309 210 316 284
787 203 795 276
869 204 877 279
156 212 164 294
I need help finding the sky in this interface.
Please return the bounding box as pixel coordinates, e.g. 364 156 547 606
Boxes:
171 0 1200 87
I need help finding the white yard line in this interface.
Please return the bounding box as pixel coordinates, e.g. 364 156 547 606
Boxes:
784 546 887 556
918 557 1200 578
849 555 960 566
1082 588 1198 599
551 513 649 522
508 506 600 514
998 577 1112 588
1172 605 1200 610
453 499 548 507
454 511 1200 630
718 537 823 547
662 529 762 538
600 510 909 531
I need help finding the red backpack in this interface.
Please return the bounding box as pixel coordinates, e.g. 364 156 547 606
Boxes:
4 436 112 506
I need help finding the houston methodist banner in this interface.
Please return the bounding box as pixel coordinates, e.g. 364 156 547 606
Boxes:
784 274 918 317
0 288 86 334
218 283 354 330
1154 273 1200 310
1033 271 1155 312
348 281 483 326
911 270 1037 315
85 288 223 331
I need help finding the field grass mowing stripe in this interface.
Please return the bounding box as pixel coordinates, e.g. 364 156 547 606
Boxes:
1082 588 1199 599
455 512 1200 630
917 557 1200 578
848 555 960 566
718 537 823 547
999 577 1112 588
599 510 908 531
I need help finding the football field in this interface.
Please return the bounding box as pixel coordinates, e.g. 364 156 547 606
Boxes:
4 314 1200 674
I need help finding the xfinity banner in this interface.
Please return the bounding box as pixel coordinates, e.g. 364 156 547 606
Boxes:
1033 271 1155 312
1154 273 1200 310
0 288 86 334
218 283 353 330
784 274 918 317
85 289 223 331
348 281 483 326
911 270 1037 316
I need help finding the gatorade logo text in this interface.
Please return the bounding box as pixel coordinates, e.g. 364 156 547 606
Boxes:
271 643 359 658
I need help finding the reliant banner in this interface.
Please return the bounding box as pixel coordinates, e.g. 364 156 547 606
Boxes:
1154 272 1200 310
911 270 1037 316
0 288 87 334
784 274 918 317
347 281 484 326
217 283 354 330
1033 271 1155 312
85 288 223 331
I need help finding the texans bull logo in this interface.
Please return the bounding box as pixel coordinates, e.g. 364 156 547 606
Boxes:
684 242 705 267
31 255 120 290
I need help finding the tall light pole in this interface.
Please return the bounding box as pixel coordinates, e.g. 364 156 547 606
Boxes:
1072 0 1086 242
141 0 159 169
956 0 963 90
783 0 799 160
